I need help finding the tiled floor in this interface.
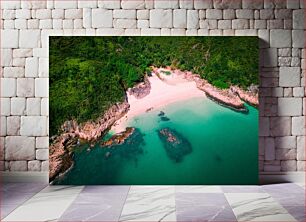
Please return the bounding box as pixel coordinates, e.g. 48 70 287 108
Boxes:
1 183 304 222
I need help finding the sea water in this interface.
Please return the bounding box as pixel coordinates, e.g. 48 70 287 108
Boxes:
54 97 258 185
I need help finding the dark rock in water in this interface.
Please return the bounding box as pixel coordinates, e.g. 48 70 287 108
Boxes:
100 127 135 147
105 151 111 159
158 111 165 116
160 116 170 121
157 127 192 163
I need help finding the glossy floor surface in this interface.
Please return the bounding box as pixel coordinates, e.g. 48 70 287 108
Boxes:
1 183 304 221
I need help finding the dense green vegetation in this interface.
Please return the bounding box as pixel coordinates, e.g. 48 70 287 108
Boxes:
50 37 258 136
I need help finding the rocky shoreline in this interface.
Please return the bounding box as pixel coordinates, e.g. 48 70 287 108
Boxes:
49 101 130 182
152 67 258 112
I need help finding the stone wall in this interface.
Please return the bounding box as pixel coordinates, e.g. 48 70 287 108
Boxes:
0 0 305 173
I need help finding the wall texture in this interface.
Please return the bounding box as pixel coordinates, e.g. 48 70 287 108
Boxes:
0 0 305 173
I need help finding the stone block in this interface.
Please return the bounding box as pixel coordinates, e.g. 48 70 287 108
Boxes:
96 28 124 36
281 160 297 171
92 9 113 28
1 78 16 97
26 98 41 116
258 29 269 48
275 136 297 149
121 0 145 9
19 30 41 48
265 137 275 160
274 9 292 19
78 0 97 8
0 117 6 136
260 9 273 19
287 0 300 9
13 58 25 67
54 1 77 9
232 19 249 29
150 9 172 28
213 0 241 9
5 136 35 160
11 98 26 115
1 49 12 67
263 48 277 67
292 116 305 136
140 28 161 36
39 58 49 77
297 136 305 160
278 98 302 116
3 67 24 78
1 30 19 48
52 9 64 19
194 0 212 8
154 0 178 8
270 29 291 48
15 9 31 19
270 117 291 136
292 30 305 48
293 87 304 97
259 117 269 136
297 161 305 171
9 161 27 171
28 160 41 171
236 9 254 19
218 20 232 29
98 0 120 9
25 57 38 77
173 9 187 28
276 148 296 160
36 149 48 160
36 137 49 149
1 1 20 9
200 20 217 29
113 10 136 19
35 78 49 98
20 116 48 136
264 164 281 172
206 9 222 19
83 8 91 28
41 160 49 171
7 116 20 136
187 10 199 29
65 9 82 19
2 9 16 19
279 67 300 87
179 0 193 8
114 19 137 28
15 19 27 29
41 98 49 116
35 9 51 19
223 9 235 19
1 98 10 116
137 20 149 28
137 10 149 19
242 0 263 9
293 9 305 29
16 78 34 97
13 49 32 58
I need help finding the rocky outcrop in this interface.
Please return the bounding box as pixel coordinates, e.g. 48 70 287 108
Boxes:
128 75 151 99
230 86 259 107
49 101 130 182
101 127 135 147
157 127 192 162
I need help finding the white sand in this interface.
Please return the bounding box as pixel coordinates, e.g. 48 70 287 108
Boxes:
110 72 206 133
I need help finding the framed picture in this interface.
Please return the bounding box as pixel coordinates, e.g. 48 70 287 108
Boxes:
49 37 259 185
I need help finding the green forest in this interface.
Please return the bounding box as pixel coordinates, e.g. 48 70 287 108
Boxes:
50 36 258 136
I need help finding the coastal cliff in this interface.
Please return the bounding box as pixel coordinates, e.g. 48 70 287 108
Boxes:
49 101 130 182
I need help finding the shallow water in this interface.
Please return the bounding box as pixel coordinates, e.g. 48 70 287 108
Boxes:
54 97 258 185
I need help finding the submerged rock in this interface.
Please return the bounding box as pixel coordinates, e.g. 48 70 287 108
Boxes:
158 111 165 116
157 127 192 163
160 116 170 121
100 127 135 147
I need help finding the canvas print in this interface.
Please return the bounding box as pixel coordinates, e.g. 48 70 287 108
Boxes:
49 37 259 185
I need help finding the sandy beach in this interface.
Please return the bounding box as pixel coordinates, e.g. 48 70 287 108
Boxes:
111 71 206 133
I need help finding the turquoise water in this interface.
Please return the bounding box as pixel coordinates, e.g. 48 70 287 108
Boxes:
54 97 258 185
